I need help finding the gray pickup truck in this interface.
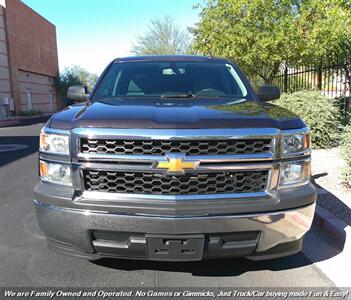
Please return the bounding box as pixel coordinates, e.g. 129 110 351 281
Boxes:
34 55 316 261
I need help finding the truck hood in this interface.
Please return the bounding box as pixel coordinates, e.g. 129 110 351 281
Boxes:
48 98 305 130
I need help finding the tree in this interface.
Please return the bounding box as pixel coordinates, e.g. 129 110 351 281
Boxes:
131 16 191 55
192 0 351 84
55 66 98 102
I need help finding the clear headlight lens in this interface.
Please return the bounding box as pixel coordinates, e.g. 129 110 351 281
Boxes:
39 160 72 186
40 132 69 155
280 160 311 187
282 133 311 157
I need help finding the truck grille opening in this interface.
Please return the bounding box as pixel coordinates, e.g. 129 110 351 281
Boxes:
80 139 272 156
83 170 269 195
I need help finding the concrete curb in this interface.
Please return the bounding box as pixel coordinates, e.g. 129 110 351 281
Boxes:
313 204 349 250
306 204 351 287
0 115 51 128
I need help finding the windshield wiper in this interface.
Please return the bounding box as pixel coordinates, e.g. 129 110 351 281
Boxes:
160 93 196 99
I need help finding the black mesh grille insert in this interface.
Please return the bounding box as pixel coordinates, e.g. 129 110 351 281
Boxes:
80 139 272 156
83 170 269 195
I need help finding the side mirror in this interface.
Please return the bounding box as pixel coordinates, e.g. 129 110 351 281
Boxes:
67 85 89 102
258 85 280 101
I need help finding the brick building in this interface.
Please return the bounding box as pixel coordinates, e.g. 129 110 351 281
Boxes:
0 0 59 119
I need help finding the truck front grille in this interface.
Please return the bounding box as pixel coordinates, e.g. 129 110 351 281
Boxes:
83 170 269 195
80 138 272 156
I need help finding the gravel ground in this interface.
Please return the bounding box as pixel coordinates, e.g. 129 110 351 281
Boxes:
312 147 351 225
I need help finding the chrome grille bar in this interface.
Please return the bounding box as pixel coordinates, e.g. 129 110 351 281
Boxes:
77 152 275 163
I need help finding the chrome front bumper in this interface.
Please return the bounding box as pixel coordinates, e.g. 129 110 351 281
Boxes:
34 200 316 261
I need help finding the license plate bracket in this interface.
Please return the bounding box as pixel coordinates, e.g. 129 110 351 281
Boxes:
146 234 205 261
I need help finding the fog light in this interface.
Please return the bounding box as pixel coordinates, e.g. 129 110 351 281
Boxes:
280 160 310 188
39 160 72 186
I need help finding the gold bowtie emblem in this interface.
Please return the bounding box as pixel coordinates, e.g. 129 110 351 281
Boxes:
156 155 198 173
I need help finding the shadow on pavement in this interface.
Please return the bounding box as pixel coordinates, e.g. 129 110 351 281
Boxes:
0 136 39 168
93 254 306 276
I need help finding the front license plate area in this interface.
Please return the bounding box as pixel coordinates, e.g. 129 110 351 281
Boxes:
146 234 205 261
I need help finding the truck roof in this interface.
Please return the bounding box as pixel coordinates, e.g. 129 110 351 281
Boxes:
114 55 229 64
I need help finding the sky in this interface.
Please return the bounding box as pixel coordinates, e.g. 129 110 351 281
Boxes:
22 0 200 75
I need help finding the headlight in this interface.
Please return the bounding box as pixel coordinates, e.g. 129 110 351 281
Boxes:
281 132 311 157
40 132 69 155
39 160 72 186
279 160 311 188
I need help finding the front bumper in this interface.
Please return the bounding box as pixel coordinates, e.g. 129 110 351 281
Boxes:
34 199 316 261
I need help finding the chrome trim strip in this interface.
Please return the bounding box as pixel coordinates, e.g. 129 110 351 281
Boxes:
269 165 280 190
79 190 271 201
33 199 315 220
279 179 310 190
77 152 274 162
40 157 72 165
76 161 275 172
42 127 71 135
281 127 309 135
281 149 312 159
72 127 280 140
196 163 274 171
39 150 71 157
40 178 73 187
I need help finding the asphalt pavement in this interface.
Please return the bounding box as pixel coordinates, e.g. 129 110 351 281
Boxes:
0 123 336 288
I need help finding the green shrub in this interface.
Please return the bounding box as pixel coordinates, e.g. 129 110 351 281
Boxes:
335 96 351 125
341 125 351 186
275 90 342 149
17 110 42 117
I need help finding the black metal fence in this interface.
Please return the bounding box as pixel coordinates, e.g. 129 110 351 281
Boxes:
272 42 351 98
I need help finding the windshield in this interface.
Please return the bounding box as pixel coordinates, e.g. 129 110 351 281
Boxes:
92 61 248 100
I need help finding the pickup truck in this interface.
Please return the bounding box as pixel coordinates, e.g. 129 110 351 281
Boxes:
34 55 316 261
